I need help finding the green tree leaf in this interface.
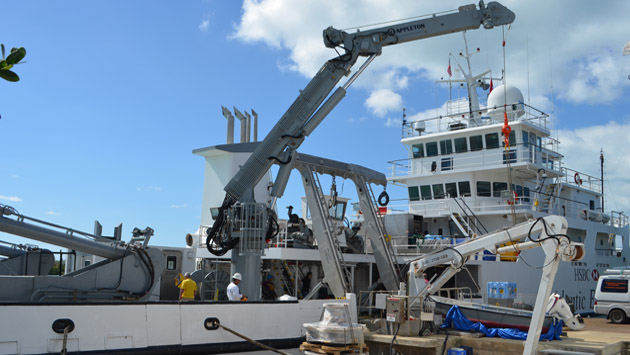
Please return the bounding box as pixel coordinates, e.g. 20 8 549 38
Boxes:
0 69 19 82
6 47 26 65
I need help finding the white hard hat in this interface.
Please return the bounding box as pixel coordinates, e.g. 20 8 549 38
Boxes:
232 273 242 280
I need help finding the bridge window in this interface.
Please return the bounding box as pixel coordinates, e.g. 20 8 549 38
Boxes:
470 135 483 151
408 186 420 201
503 149 517 164
493 182 508 197
485 133 500 149
522 131 529 148
502 131 516 148
420 185 432 200
440 139 453 155
441 157 453 171
458 181 471 197
445 183 458 198
412 144 424 158
454 137 468 153
426 142 438 157
432 184 445 199
477 181 491 197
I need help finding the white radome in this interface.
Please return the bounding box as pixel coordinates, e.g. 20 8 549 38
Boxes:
487 85 525 118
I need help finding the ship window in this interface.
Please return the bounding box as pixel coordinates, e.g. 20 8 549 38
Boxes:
470 135 483 151
454 137 468 153
590 200 595 211
537 137 542 152
166 256 177 270
503 150 517 164
477 181 491 197
529 132 537 147
523 187 530 201
458 181 471 197
493 182 508 197
441 157 453 171
445 183 458 198
432 184 445 199
412 144 424 158
420 185 432 200
502 131 516 148
514 185 523 197
440 139 453 155
426 142 438 157
408 186 420 201
522 131 529 148
485 133 500 149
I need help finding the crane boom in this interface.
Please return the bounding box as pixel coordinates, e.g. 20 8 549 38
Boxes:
207 1 515 255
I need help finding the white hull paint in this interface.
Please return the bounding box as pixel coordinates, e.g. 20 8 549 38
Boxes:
0 299 345 355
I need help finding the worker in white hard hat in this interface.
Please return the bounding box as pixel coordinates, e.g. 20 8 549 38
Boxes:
227 272 246 301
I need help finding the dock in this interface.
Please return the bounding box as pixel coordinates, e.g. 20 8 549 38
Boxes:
364 317 630 355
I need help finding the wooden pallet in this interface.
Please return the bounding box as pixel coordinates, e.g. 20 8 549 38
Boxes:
299 341 368 355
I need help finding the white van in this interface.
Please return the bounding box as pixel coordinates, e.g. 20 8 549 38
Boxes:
593 270 630 324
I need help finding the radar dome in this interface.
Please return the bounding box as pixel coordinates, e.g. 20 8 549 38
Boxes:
487 85 525 118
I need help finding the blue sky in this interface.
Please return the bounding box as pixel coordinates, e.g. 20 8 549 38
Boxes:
1 0 629 250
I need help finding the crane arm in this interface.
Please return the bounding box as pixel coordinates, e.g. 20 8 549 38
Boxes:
409 216 584 298
207 1 515 256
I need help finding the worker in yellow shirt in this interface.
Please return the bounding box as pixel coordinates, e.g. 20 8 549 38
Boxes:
179 272 198 301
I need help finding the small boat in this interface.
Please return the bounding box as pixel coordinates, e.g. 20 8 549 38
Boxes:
431 295 554 332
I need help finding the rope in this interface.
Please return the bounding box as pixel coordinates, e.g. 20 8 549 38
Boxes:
60 325 70 355
218 323 291 355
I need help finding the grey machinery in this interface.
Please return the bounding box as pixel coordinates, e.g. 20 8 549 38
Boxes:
204 1 515 300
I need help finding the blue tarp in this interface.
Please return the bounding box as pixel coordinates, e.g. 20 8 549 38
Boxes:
440 305 563 341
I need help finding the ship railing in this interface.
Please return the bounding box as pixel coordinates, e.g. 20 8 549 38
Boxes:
387 143 561 179
435 287 474 302
402 101 550 139
559 167 602 192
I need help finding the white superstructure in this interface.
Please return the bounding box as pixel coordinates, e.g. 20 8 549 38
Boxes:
386 38 629 313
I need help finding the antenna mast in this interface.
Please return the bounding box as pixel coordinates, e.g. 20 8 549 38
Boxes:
599 148 604 213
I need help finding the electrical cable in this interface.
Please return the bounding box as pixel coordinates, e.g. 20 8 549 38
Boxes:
389 323 401 355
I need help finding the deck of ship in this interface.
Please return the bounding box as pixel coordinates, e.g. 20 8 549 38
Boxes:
364 316 630 355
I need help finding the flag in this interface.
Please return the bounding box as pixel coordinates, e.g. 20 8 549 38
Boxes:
447 58 452 77
489 79 493 93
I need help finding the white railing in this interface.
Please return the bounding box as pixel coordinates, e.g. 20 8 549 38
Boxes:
402 101 551 138
388 143 561 179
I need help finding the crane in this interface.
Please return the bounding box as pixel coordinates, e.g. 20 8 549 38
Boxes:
405 216 585 354
206 1 516 257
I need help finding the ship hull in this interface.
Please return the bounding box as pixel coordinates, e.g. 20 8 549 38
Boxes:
0 299 343 355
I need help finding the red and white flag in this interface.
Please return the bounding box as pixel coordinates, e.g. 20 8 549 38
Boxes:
447 58 452 77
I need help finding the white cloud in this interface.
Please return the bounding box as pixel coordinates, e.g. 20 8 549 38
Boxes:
171 203 188 209
232 0 630 111
46 211 61 216
557 122 630 214
385 117 402 128
199 13 213 33
365 89 402 117
0 195 22 202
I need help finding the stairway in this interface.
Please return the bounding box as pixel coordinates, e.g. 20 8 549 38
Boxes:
540 183 557 213
450 212 473 237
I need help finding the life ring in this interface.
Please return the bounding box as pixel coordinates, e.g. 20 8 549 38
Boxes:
574 173 583 185
378 191 389 206
507 191 518 205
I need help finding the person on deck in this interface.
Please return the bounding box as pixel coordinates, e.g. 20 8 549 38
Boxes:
227 273 246 301
179 272 198 301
